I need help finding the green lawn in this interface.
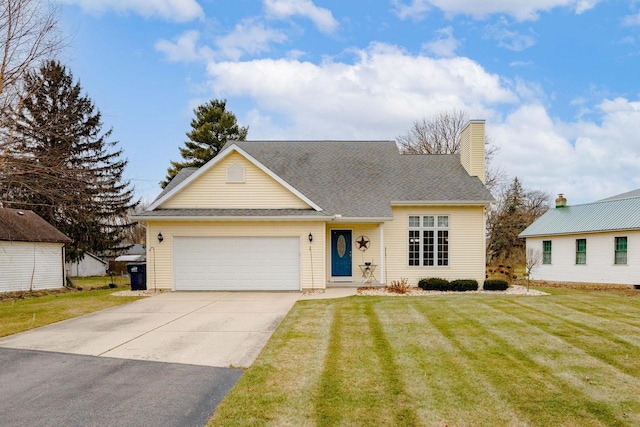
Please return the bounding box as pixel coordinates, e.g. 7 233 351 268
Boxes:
210 287 640 426
0 288 142 338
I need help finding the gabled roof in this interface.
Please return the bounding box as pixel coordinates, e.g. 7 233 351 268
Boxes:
144 140 494 220
519 195 640 237
0 208 72 243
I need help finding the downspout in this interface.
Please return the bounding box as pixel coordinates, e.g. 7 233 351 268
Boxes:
379 223 385 285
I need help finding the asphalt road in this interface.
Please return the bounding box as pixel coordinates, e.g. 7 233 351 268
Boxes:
0 348 243 427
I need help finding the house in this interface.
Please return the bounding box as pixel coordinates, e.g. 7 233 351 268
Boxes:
133 120 494 291
0 208 72 292
65 252 108 277
520 191 640 285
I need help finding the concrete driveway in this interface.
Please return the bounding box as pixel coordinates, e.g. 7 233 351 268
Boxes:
0 291 301 368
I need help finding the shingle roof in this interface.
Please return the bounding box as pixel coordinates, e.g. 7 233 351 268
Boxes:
0 208 72 243
148 140 494 219
154 167 198 201
519 196 640 237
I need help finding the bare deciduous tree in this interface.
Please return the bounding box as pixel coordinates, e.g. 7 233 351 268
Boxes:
396 109 504 192
525 247 542 291
0 0 61 113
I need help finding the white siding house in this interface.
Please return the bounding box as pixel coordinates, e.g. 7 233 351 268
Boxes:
65 252 108 277
520 191 640 286
0 208 72 292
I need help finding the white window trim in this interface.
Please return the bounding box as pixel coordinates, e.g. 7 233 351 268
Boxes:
407 214 449 267
614 236 628 266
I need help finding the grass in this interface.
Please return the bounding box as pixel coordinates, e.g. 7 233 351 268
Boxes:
210 287 640 426
0 287 142 338
67 274 130 290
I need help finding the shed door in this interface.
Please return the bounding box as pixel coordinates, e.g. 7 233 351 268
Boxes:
173 236 300 291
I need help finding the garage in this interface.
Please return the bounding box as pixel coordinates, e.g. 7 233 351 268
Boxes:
173 236 300 291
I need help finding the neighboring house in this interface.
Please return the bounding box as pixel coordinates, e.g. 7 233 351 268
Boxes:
520 191 640 285
65 252 108 277
134 120 494 291
0 208 72 292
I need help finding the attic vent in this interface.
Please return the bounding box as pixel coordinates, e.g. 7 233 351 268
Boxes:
226 163 245 183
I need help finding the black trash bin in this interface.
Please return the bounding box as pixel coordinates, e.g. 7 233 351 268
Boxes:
126 263 147 291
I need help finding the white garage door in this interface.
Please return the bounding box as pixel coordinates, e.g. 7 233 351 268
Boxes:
173 236 300 291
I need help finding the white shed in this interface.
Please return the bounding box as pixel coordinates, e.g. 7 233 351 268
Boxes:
65 252 108 277
0 208 72 293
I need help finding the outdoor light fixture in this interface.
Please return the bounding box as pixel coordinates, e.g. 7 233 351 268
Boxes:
308 232 313 243
157 232 164 243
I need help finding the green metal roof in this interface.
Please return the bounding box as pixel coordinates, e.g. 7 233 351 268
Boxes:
519 195 640 237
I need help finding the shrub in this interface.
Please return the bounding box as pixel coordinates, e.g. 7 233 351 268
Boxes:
450 279 479 291
484 279 509 291
387 278 411 294
418 278 450 291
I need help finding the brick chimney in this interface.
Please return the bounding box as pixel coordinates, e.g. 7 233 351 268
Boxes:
555 194 567 208
460 120 485 184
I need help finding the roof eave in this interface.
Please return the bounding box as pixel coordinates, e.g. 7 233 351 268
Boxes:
390 200 493 207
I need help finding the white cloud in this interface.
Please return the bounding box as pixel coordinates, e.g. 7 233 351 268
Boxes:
422 27 461 57
493 99 640 203
623 12 640 26
391 0 430 21
264 0 339 34
484 22 536 51
205 43 516 139
59 0 204 22
215 18 288 61
156 20 287 62
391 0 601 22
155 31 213 62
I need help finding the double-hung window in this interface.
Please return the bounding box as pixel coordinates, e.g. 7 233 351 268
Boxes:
614 237 627 265
408 215 449 266
542 240 552 264
575 239 587 265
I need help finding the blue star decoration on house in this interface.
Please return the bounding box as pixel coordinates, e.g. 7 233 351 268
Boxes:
356 235 370 250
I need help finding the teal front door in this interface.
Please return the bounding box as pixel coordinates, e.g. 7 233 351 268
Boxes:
331 230 352 277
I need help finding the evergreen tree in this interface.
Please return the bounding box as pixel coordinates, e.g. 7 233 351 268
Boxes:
2 61 136 261
161 99 248 188
487 177 550 263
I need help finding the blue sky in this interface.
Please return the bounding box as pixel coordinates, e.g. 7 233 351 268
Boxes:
58 0 640 204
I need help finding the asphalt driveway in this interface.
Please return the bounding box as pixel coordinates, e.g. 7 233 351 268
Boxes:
0 291 301 368
0 347 242 427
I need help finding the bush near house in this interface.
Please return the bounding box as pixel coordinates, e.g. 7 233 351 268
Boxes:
450 279 479 291
417 278 478 292
418 277 450 291
483 279 509 291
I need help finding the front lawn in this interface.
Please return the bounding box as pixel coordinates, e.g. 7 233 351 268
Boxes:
210 287 640 426
0 288 142 338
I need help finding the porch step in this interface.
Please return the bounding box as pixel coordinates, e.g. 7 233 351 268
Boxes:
326 282 386 288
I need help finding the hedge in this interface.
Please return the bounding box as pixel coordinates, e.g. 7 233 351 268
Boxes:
483 279 509 291
418 278 478 292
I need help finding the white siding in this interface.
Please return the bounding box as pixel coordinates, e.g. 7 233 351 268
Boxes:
0 241 65 292
65 254 107 277
526 230 640 285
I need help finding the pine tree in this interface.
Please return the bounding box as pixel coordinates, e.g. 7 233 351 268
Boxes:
2 61 136 261
161 99 248 188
